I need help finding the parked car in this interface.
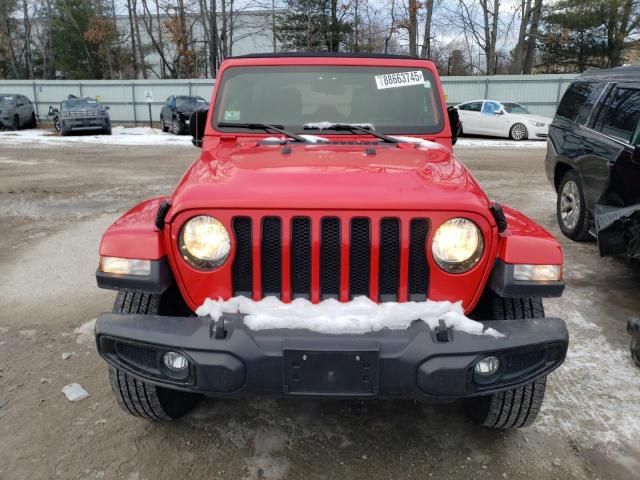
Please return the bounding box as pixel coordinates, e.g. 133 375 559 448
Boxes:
160 95 209 134
455 99 552 141
0 93 37 130
546 66 640 255
48 96 111 136
95 53 568 428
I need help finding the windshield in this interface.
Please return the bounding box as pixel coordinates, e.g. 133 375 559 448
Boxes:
0 95 16 106
214 66 444 134
62 98 101 110
502 102 530 114
177 96 208 109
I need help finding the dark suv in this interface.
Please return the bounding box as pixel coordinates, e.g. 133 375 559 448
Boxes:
546 66 640 254
545 65 640 366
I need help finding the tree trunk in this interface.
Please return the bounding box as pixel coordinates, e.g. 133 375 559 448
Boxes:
522 0 542 73
126 0 139 78
511 0 531 73
408 0 417 56
132 0 147 79
419 0 434 59
210 0 218 75
22 0 33 78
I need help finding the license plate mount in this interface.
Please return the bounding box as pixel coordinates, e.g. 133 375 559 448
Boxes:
283 349 380 396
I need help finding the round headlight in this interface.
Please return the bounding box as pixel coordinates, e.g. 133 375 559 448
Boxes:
432 218 484 273
179 216 231 270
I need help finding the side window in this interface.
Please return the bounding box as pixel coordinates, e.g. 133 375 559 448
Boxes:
16 96 24 106
481 101 501 115
458 103 470 111
556 81 605 125
462 102 482 112
593 87 640 143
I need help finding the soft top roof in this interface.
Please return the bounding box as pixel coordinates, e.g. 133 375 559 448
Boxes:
230 52 420 60
578 65 640 82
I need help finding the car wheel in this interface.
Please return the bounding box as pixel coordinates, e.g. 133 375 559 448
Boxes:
464 293 548 429
107 290 202 421
54 117 61 132
172 118 181 135
11 115 19 131
161 116 169 132
103 126 112 135
509 123 528 141
557 170 592 241
29 113 37 129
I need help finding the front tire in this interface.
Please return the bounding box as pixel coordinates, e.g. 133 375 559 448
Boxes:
557 170 592 241
172 118 182 135
29 113 37 129
509 123 528 141
161 116 169 132
465 294 547 429
108 290 202 421
631 335 640 368
11 115 19 131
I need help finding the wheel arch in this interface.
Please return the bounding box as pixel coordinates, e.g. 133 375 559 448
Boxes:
553 162 574 192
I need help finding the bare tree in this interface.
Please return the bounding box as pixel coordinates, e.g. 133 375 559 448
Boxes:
456 0 502 74
511 0 542 74
419 0 435 59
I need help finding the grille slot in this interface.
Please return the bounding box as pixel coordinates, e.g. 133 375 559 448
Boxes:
379 218 401 301
116 343 158 369
408 219 430 300
261 217 282 297
291 217 311 298
320 217 341 299
349 218 371 298
232 217 253 297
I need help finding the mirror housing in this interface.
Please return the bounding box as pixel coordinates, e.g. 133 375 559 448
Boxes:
48 106 58 116
104 105 110 110
190 107 208 148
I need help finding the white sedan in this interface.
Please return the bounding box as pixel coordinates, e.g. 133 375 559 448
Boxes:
454 100 552 141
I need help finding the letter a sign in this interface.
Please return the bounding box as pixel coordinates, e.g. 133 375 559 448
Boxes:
144 91 153 103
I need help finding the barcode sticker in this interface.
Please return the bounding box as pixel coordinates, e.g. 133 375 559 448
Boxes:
375 71 425 90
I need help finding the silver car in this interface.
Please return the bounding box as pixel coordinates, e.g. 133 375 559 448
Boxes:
49 97 112 136
0 94 37 130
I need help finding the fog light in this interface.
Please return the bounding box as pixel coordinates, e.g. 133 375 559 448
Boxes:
474 356 500 376
163 351 188 371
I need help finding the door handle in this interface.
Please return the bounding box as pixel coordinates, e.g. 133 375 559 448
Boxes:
581 144 594 153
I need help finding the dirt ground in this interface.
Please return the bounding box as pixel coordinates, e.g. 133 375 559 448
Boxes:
0 142 638 480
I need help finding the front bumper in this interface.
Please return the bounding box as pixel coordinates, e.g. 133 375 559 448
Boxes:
96 312 568 400
62 117 109 131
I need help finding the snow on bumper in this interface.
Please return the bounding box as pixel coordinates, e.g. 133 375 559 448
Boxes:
195 296 504 337
95 298 568 400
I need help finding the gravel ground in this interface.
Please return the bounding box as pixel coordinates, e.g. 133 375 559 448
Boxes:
0 141 638 480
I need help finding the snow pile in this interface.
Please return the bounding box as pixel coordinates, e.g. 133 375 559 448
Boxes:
196 295 504 337
455 138 547 149
0 126 192 147
303 122 375 131
62 383 90 402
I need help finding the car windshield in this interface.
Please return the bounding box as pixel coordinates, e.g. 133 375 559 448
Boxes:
214 66 445 135
177 96 208 109
502 102 530 114
0 95 16 106
62 98 101 110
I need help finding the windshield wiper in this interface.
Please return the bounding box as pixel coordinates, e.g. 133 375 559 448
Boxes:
218 122 308 143
303 122 399 144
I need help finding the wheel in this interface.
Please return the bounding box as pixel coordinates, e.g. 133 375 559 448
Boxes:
161 116 169 132
11 115 19 131
465 294 547 429
29 113 37 129
509 123 528 141
557 169 592 241
631 335 640 368
54 117 61 132
103 126 112 135
108 290 201 421
172 118 182 135
458 124 464 137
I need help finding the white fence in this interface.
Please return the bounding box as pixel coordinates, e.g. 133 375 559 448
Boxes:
0 74 578 125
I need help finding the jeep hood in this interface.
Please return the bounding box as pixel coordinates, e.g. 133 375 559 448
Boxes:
169 141 492 216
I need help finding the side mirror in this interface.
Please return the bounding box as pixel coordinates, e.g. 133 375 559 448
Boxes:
190 108 208 148
48 106 58 116
104 106 110 110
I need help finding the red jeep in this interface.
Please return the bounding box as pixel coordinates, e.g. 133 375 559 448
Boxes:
95 54 568 429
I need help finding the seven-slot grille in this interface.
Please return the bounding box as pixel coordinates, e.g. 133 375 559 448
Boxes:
232 216 429 302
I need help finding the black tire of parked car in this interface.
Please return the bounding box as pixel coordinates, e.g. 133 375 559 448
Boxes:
54 117 61 132
104 125 112 135
631 335 640 368
108 290 202 421
172 117 183 135
161 115 169 133
11 115 19 131
557 170 592 241
464 294 547 429
509 123 528 141
29 113 37 129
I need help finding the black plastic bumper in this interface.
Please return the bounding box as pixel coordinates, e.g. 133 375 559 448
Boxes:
96 312 568 400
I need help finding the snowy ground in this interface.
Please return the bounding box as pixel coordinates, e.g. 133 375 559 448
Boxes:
0 126 546 149
0 143 637 480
